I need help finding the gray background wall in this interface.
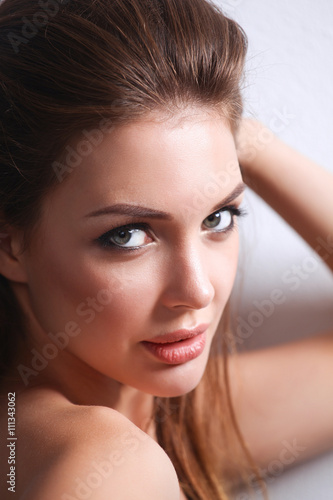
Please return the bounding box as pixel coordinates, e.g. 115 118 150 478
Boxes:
214 0 333 498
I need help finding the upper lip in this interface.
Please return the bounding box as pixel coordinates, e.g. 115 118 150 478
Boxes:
144 323 209 344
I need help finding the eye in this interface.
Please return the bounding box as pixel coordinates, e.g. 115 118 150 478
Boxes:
97 224 153 249
203 206 245 233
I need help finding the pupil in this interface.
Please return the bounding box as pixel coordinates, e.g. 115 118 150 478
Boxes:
206 212 220 228
113 229 131 245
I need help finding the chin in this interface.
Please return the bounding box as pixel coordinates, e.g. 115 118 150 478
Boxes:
140 357 208 399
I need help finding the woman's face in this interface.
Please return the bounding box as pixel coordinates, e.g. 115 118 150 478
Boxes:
20 110 244 398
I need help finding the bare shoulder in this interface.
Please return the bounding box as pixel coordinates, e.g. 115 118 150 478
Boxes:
6 386 180 500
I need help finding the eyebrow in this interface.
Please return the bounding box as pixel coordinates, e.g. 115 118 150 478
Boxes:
85 181 246 220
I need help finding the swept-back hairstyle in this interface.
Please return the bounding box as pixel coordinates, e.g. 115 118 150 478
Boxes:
0 0 262 498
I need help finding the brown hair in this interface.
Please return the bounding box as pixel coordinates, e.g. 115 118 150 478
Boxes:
0 0 261 498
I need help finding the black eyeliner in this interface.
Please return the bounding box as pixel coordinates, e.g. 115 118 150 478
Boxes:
207 205 248 235
96 205 248 251
97 222 151 249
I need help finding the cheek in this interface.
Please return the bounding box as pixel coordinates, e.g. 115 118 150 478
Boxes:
75 265 156 338
24 242 160 344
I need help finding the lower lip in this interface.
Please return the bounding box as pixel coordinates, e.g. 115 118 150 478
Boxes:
141 332 206 365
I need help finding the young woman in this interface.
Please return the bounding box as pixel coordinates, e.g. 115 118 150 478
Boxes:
0 1 332 499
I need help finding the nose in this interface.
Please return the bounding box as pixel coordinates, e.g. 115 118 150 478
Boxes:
161 243 215 310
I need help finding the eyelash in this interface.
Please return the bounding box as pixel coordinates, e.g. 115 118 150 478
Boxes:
96 206 247 251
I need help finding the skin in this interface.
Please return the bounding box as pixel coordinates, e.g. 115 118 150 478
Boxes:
0 109 244 499
231 119 333 466
1 114 333 499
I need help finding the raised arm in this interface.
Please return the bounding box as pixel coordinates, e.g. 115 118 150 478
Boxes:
230 119 333 469
236 118 333 271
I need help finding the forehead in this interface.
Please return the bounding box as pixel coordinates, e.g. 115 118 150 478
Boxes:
47 110 241 219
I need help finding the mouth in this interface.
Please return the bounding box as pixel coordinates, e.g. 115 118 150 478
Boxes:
141 324 209 365
145 324 209 344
